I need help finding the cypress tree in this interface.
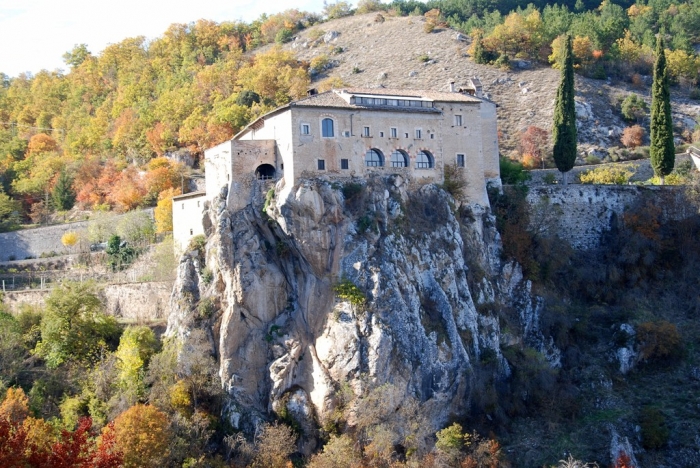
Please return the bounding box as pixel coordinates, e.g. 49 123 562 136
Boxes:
552 35 577 184
650 34 675 184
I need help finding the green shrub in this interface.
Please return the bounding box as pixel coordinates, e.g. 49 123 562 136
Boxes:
640 406 669 449
543 173 557 184
620 94 648 122
417 54 430 62
275 28 294 44
494 53 510 70
310 54 330 74
187 234 206 256
307 29 325 41
201 267 213 285
342 182 363 200
585 155 601 165
333 279 366 308
442 163 467 200
499 157 530 185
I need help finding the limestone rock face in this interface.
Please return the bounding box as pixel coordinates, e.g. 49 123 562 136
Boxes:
167 176 554 443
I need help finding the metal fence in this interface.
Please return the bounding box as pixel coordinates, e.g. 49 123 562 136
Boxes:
0 269 150 292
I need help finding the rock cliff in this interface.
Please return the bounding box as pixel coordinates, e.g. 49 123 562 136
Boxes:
166 176 557 449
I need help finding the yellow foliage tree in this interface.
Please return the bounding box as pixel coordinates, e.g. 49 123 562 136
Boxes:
236 47 310 104
0 387 30 423
155 187 180 233
549 35 595 69
112 404 170 468
61 231 79 248
579 165 634 185
665 48 700 84
485 10 544 60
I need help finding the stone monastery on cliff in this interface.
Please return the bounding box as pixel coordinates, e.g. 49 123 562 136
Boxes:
172 82 501 251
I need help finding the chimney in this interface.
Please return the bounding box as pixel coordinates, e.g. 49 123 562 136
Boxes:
449 81 456 93
307 88 318 96
469 77 483 98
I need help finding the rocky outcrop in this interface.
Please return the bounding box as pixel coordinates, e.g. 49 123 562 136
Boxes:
167 175 555 448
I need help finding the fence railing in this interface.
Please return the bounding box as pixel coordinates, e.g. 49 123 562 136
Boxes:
0 269 157 292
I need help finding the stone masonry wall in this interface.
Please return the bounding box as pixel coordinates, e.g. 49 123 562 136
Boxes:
3 281 172 321
526 185 694 250
0 209 154 263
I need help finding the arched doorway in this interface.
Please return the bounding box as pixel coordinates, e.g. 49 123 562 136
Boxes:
255 164 275 180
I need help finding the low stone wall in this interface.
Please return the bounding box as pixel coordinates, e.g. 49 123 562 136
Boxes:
525 185 694 250
4 281 172 322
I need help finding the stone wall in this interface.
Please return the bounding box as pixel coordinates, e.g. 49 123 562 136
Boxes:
3 281 172 322
0 209 154 263
526 185 694 250
0 221 90 262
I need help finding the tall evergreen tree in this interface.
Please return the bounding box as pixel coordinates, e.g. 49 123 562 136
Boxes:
552 35 577 184
51 170 75 211
650 34 675 184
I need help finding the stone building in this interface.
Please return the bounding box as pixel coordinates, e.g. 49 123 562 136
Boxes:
173 84 500 251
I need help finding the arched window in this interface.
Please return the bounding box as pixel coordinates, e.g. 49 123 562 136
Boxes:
321 118 334 137
365 149 384 167
416 151 434 169
390 150 408 168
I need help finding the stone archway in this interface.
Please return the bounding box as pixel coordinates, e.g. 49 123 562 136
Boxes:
255 164 276 180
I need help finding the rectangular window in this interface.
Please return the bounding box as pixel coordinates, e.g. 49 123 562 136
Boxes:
301 123 310 135
317 159 325 170
322 118 334 137
390 127 397 138
379 131 384 137
456 154 465 167
454 115 463 126
404 132 409 138
430 134 435 139
415 129 422 139
362 126 370 137
341 159 349 170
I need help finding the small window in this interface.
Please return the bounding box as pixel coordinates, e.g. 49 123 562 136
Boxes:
404 133 409 138
281 163 284 170
365 149 384 167
362 126 370 137
416 151 434 169
415 129 422 139
341 159 349 170
322 118 334 138
317 159 326 170
301 123 310 135
190 229 193 235
454 115 463 126
379 131 384 137
390 127 397 138
430 134 435 139
456 154 465 167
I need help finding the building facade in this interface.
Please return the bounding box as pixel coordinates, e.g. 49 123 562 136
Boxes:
173 85 500 251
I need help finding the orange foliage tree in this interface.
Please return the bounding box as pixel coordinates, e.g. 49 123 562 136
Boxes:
107 166 147 212
519 126 550 168
621 125 645 148
112 404 170 468
27 133 59 155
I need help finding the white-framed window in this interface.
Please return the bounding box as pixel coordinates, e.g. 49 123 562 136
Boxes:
317 159 326 170
390 127 398 138
454 115 463 126
321 118 334 138
362 126 370 137
456 154 465 167
301 123 310 135
415 128 422 139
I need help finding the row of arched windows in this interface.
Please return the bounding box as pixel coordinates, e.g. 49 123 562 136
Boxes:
364 148 434 169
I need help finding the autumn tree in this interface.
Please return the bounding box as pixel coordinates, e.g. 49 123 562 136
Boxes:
114 326 159 403
250 423 297 468
519 126 550 168
113 404 171 468
27 133 59 155
621 125 645 148
552 35 577 184
650 34 675 184
155 187 180 233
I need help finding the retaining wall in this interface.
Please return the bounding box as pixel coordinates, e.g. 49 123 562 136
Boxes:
3 281 172 322
525 185 694 250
